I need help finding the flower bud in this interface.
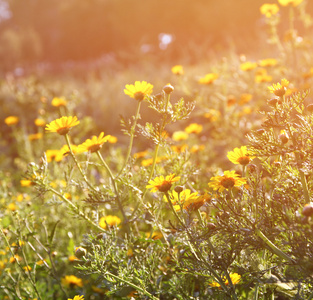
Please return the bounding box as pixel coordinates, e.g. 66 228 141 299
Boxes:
279 130 289 144
174 186 184 194
306 104 313 112
302 203 313 217
75 246 87 258
163 84 174 94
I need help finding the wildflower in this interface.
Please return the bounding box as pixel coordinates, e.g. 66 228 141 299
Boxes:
52 97 67 107
75 247 87 258
260 4 279 18
278 0 303 6
36 260 46 266
7 203 17 211
108 135 118 144
20 179 33 187
133 150 148 159
61 275 83 288
46 149 63 162
46 116 80 135
227 146 255 165
99 215 122 229
302 203 313 217
268 79 289 97
227 95 237 107
68 255 79 262
185 123 203 134
60 144 81 156
279 130 289 144
190 144 205 153
172 131 189 141
240 62 258 71
4 116 19 126
34 118 46 127
171 144 188 153
258 58 278 67
9 255 22 263
145 231 163 240
28 133 43 141
198 73 219 84
210 273 241 288
146 174 180 193
255 69 272 83
171 65 184 75
23 265 32 272
163 83 174 94
124 81 153 101
78 132 111 153
204 109 220 122
68 296 84 300
208 171 246 192
238 94 252 105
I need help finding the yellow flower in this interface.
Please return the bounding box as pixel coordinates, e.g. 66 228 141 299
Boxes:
190 144 205 153
124 81 153 101
4 116 19 126
278 0 303 6
145 231 163 240
78 132 111 153
68 255 79 262
208 171 246 192
260 4 279 17
52 97 67 107
34 118 46 127
172 131 189 141
20 179 33 187
9 255 22 263
171 144 188 153
184 123 203 134
204 109 220 122
146 174 180 193
255 69 273 83
238 93 252 105
99 215 122 229
210 273 241 288
68 296 84 300
61 275 83 288
268 79 289 97
258 58 278 67
23 265 32 272
198 73 219 84
227 146 255 165
7 202 17 211
171 65 184 75
167 189 210 211
28 133 43 141
133 150 149 159
46 116 80 135
45 149 63 162
240 62 258 71
108 135 118 144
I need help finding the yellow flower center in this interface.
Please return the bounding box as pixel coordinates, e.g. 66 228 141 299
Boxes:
221 177 236 189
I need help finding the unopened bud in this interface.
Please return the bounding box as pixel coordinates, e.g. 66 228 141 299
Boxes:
163 84 174 94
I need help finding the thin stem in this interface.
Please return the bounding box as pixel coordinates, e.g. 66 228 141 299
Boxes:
64 134 95 191
96 151 128 223
48 186 107 233
116 100 142 178
255 228 295 263
104 271 159 300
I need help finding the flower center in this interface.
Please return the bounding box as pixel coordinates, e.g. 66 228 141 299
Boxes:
56 127 70 135
238 156 251 165
88 143 102 153
158 181 172 192
134 91 145 101
221 177 236 189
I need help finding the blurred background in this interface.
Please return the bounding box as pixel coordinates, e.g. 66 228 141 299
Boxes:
2 0 312 75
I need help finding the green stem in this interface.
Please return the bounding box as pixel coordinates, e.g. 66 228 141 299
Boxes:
64 134 95 191
96 151 128 223
116 100 142 178
255 228 295 263
48 186 107 233
0 226 43 300
104 271 159 300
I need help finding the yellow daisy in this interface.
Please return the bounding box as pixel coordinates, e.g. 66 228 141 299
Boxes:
268 79 289 97
78 132 111 153
68 296 84 300
99 215 122 229
34 118 46 127
210 273 241 288
258 58 278 67
45 116 80 135
260 4 279 18
124 81 153 101
240 62 258 71
52 97 67 107
208 171 246 192
227 146 255 165
278 0 303 6
4 116 19 126
146 174 180 193
61 275 83 288
198 73 219 85
184 123 203 134
171 65 184 75
172 131 189 141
